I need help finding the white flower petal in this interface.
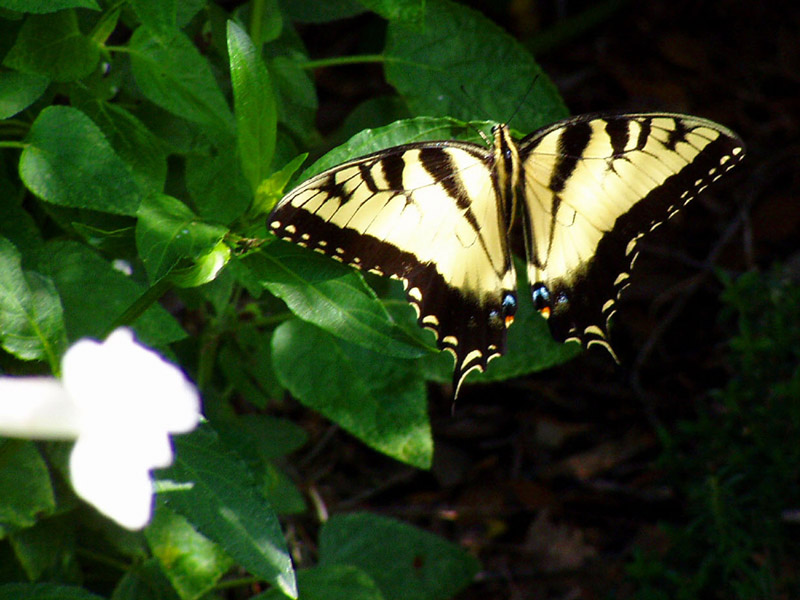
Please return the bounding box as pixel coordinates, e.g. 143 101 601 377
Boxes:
70 433 155 530
0 377 81 438
61 328 201 434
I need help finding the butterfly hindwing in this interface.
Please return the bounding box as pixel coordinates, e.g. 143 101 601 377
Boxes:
269 141 518 395
519 113 745 349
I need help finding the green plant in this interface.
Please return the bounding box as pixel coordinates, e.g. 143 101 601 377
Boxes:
627 269 800 599
0 1 578 598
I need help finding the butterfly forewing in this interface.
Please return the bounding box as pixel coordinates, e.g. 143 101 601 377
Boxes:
518 113 745 347
269 141 518 395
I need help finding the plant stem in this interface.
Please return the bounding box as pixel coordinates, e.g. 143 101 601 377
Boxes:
249 0 265 49
300 54 386 69
103 278 173 338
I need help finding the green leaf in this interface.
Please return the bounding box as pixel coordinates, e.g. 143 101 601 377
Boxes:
34 240 185 346
0 0 99 12
0 70 48 119
176 0 204 27
185 137 251 224
319 513 480 600
245 243 430 360
216 329 283 409
111 558 181 600
20 106 141 215
358 0 424 23
279 0 365 23
0 192 43 255
71 96 168 193
128 0 177 40
0 237 66 363
227 20 277 195
385 0 568 132
269 55 318 145
0 441 55 538
168 241 231 288
204 410 307 514
252 152 307 216
129 27 234 132
2 11 99 82
159 425 297 599
0 583 104 600
272 318 432 468
145 505 233 600
245 0 282 46
136 194 228 282
254 565 385 600
239 415 308 459
9 515 79 582
298 116 487 181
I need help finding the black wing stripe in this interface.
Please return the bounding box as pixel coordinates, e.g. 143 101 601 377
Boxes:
549 120 592 193
381 153 406 191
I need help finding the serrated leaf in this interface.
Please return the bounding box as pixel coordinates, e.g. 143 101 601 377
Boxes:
0 441 55 538
34 240 184 346
272 318 432 468
385 0 568 132
2 11 99 82
158 425 297 599
319 513 480 600
20 106 141 215
72 96 168 193
145 505 233 600
129 27 234 132
0 71 48 119
136 194 228 282
245 243 430 360
0 583 104 600
0 237 66 363
228 20 277 195
254 565 385 600
0 0 99 12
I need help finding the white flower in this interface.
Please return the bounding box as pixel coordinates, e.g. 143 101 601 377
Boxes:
0 328 200 530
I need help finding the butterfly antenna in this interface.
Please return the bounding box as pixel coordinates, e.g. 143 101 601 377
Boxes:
457 84 492 145
504 74 540 129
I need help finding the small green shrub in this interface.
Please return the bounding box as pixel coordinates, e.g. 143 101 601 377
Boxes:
628 269 800 599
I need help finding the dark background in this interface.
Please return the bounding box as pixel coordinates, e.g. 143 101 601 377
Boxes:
284 2 799 597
